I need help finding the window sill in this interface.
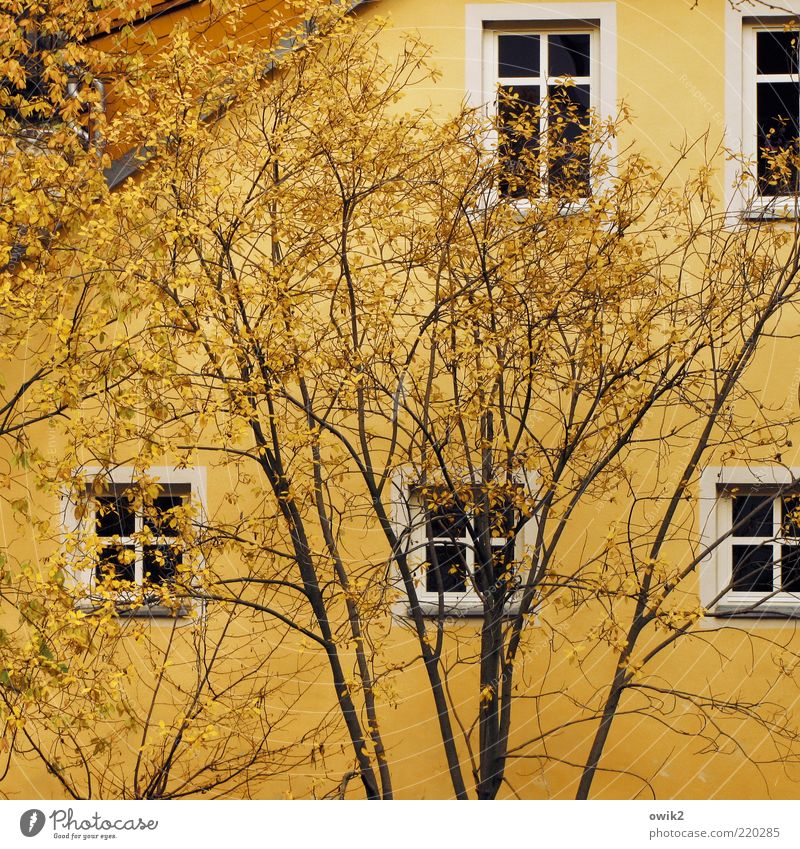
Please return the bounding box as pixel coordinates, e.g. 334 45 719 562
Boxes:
501 196 590 220
466 194 591 221
709 603 800 619
406 600 522 619
742 196 800 220
74 596 192 618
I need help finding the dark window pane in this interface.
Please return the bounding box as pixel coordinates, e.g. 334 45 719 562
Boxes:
490 541 514 581
472 499 517 536
757 30 799 76
492 541 513 569
491 502 517 536
95 495 135 537
474 542 515 595
426 542 468 593
731 544 774 592
547 84 591 194
781 545 800 591
549 33 591 77
731 495 773 537
143 495 184 537
498 34 540 77
0 32 68 124
548 84 590 139
143 545 181 584
95 545 136 583
427 502 468 538
498 85 540 198
498 86 540 127
781 495 800 537
757 81 800 195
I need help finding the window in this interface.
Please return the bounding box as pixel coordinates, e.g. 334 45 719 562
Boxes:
64 467 206 617
0 28 105 149
465 3 617 204
731 15 800 214
700 468 800 618
751 27 800 197
491 30 593 197
390 476 537 617
0 31 64 126
726 492 800 593
93 485 189 588
420 492 518 598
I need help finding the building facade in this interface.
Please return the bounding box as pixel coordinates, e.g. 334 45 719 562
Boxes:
5 0 800 801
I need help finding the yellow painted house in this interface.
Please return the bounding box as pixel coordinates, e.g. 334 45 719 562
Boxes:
7 0 800 802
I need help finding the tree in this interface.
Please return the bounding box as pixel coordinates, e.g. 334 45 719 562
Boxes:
0 0 326 800
8 0 800 801
0 0 148 796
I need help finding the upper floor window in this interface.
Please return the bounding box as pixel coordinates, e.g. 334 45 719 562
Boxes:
488 29 594 198
752 27 800 197
0 27 105 150
466 5 616 203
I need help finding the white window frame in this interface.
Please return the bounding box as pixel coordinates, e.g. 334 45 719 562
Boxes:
700 466 800 619
726 3 800 218
466 3 617 206
390 468 538 617
62 465 207 618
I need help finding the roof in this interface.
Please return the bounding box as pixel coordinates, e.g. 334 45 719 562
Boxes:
102 0 370 189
